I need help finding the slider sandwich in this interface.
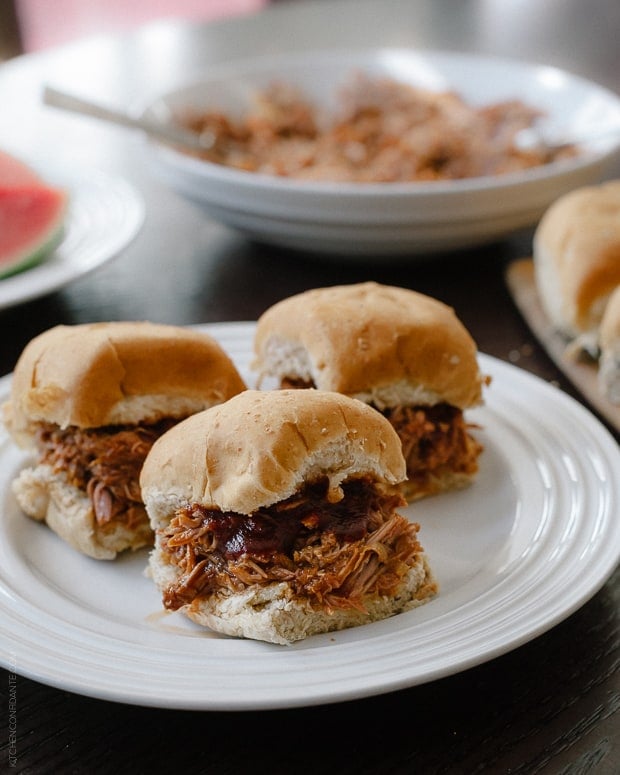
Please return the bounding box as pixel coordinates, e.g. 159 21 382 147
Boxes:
141 389 437 645
253 282 489 502
533 179 620 357
3 321 247 559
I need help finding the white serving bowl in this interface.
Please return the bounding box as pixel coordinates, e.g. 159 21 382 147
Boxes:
140 48 620 257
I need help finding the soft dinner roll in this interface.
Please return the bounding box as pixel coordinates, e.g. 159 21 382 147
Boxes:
533 180 620 346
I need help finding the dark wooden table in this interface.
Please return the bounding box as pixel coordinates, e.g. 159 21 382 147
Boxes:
1 1 619 772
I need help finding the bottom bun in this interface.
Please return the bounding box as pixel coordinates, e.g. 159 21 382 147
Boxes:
399 467 478 503
149 546 436 645
12 464 152 560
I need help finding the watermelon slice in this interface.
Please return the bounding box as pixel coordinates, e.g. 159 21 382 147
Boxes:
0 151 68 280
0 149 44 187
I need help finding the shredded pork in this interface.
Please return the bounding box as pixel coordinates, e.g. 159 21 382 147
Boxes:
179 73 577 182
35 419 176 530
383 403 482 483
160 478 423 613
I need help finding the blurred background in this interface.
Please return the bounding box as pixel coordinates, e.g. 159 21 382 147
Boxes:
0 0 269 60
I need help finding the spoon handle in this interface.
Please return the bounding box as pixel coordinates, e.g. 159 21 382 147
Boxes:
42 85 205 153
515 123 620 152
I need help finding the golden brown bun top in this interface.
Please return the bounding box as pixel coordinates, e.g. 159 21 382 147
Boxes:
533 180 620 337
4 322 247 438
140 389 407 518
253 282 486 409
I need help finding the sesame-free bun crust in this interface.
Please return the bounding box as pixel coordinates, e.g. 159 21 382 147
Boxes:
252 282 485 409
140 388 407 523
4 321 247 443
533 180 620 339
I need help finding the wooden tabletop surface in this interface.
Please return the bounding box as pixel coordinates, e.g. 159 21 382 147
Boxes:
0 1 618 772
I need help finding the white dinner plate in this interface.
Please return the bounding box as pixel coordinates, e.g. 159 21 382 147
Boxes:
140 48 620 256
0 166 144 310
0 322 618 710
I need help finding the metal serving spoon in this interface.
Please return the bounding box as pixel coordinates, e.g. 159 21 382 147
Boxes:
513 123 620 153
44 84 620 159
42 85 209 153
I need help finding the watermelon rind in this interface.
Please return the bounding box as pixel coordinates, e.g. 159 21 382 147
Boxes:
0 220 65 280
0 187 68 281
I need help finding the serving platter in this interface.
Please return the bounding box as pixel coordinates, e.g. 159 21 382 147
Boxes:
0 322 618 710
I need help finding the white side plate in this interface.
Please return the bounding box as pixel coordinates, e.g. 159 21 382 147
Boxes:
0 166 144 309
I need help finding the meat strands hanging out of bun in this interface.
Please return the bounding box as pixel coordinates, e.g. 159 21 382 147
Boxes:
141 389 437 645
252 282 489 502
533 180 620 357
2 321 247 560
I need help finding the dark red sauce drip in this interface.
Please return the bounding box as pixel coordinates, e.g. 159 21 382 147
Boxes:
188 479 373 561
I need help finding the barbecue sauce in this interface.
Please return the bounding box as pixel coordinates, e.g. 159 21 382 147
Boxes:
179 478 375 561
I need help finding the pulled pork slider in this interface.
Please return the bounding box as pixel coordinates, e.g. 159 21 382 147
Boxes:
141 389 437 645
252 282 489 502
2 321 247 559
533 180 620 356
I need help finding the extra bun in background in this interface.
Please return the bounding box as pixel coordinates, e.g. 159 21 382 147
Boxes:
598 284 620 404
141 389 437 645
533 179 620 347
2 321 247 559
252 282 489 502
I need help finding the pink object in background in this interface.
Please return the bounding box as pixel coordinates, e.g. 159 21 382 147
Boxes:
15 0 269 52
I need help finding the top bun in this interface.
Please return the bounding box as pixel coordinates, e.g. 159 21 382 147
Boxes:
4 321 247 443
140 389 406 523
252 282 485 409
533 180 620 340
